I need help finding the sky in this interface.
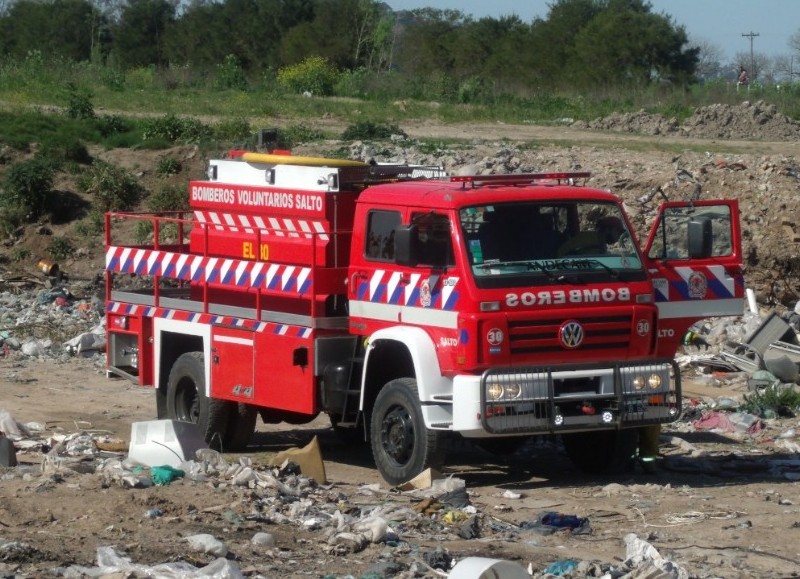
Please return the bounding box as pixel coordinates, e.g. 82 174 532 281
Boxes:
387 0 799 63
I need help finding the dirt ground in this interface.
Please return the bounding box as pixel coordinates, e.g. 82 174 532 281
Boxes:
3 356 800 578
2 103 800 577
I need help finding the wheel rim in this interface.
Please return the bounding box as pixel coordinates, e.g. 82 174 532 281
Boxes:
381 405 415 466
175 376 199 423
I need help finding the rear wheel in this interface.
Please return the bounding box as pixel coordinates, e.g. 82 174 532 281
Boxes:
225 403 257 451
561 429 638 474
166 352 231 451
370 378 445 486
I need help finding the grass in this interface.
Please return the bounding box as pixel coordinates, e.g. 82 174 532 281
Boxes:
4 57 800 132
740 385 800 418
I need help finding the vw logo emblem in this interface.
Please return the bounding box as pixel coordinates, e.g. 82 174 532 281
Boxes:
559 320 584 349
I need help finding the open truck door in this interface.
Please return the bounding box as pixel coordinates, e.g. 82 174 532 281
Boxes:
644 200 745 358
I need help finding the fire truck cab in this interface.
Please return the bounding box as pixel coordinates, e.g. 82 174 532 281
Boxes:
105 151 743 485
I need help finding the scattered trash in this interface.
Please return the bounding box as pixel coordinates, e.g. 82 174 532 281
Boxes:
269 435 326 484
520 512 592 535
543 559 579 576
127 420 208 468
0 434 17 467
449 557 528 579
150 465 185 485
623 533 689 579
61 546 244 578
185 533 229 557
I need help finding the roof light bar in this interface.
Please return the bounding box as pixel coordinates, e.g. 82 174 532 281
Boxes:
451 172 591 187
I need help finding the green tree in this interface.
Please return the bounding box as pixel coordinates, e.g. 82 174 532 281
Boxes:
111 0 175 68
528 0 600 85
165 1 228 71
0 0 102 61
280 0 380 69
393 8 468 78
567 0 698 88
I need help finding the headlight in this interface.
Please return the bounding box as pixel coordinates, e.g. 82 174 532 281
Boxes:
648 374 662 389
504 383 522 399
487 382 504 401
632 375 646 391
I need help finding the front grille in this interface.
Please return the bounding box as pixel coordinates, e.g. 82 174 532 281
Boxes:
480 360 680 434
508 314 632 355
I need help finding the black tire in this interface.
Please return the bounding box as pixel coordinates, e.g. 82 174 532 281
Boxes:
562 429 639 474
370 378 445 486
225 403 257 451
166 352 231 451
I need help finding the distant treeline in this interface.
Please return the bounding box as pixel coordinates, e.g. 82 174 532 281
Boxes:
0 0 700 98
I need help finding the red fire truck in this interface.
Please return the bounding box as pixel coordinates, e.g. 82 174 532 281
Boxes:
105 149 743 484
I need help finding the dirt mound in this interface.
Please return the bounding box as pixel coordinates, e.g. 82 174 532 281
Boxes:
578 100 800 141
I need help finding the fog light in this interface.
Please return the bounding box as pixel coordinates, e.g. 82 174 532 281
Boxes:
648 374 662 389
669 407 678 416
601 410 614 423
554 414 564 426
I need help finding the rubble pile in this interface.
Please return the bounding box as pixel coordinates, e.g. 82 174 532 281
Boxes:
0 283 104 361
577 100 800 141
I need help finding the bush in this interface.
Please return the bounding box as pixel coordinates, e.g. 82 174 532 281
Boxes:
278 124 325 147
125 66 156 90
10 247 31 262
148 184 188 212
77 160 142 211
141 114 213 144
48 236 75 260
73 211 104 238
64 83 95 120
215 54 248 91
341 121 406 140
38 138 91 166
156 157 182 177
740 385 800 418
213 117 252 142
95 115 132 138
277 56 338 96
1 158 54 219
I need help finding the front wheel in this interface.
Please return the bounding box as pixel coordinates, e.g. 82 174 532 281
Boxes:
370 378 445 486
225 403 257 451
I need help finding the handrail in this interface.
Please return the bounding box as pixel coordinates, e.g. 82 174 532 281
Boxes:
106 210 350 320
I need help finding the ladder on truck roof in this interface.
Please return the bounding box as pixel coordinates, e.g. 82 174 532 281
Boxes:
209 155 447 192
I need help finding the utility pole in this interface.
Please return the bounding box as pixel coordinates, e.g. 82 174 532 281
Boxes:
742 31 760 79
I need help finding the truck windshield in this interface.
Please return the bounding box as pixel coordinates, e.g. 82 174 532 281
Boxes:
459 201 644 287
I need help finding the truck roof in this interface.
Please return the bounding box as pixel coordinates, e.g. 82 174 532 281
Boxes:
356 178 621 209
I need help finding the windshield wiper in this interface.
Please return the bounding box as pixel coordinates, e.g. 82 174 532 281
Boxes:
585 259 619 279
525 260 564 282
476 259 564 282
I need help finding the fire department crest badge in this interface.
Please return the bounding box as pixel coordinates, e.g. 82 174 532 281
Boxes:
688 271 707 299
420 279 432 307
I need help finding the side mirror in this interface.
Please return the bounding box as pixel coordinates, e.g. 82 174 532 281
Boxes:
394 225 418 267
687 217 712 258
